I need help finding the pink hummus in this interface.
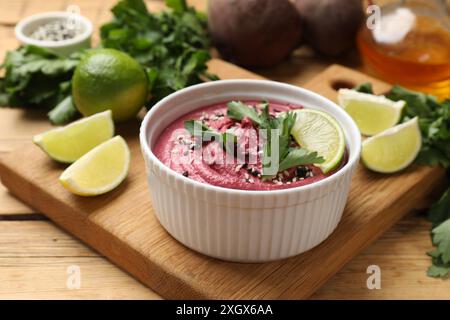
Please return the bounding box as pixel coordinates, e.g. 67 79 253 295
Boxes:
153 101 346 191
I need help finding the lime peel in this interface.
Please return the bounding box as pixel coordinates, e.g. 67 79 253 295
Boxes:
291 109 346 174
338 89 406 136
33 110 114 163
361 117 422 173
59 136 130 196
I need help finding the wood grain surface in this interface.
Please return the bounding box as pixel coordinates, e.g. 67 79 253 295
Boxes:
1 61 447 299
0 0 449 300
2 215 448 300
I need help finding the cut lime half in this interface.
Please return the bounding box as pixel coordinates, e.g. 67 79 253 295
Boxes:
361 117 421 173
291 109 346 173
59 136 130 196
33 110 114 163
337 89 405 136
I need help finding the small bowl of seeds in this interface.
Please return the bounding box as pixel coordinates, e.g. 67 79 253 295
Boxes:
15 11 93 56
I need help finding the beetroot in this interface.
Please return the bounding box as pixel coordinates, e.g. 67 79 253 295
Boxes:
208 0 303 68
294 0 364 56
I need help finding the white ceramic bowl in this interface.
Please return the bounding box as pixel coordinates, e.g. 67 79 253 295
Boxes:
15 12 93 57
140 80 361 262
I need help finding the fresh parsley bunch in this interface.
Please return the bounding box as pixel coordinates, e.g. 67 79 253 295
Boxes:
0 45 82 121
354 83 450 278
100 0 217 107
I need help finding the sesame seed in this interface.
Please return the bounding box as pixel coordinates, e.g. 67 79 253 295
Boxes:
29 20 82 42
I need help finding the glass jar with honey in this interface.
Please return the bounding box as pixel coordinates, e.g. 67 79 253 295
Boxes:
357 0 450 100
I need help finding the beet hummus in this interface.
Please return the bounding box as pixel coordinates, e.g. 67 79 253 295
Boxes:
153 101 346 191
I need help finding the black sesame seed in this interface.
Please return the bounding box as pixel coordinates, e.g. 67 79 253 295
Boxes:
247 167 260 177
296 166 308 178
182 171 189 177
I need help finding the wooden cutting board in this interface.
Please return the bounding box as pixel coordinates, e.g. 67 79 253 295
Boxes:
0 60 446 299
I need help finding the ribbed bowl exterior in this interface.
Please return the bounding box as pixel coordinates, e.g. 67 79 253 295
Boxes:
143 152 356 262
140 80 361 262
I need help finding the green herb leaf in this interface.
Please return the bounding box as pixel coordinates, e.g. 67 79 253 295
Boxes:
353 82 373 94
165 0 187 13
428 188 450 227
430 219 450 264
227 101 264 127
184 120 220 140
278 148 324 173
47 95 80 125
427 264 450 278
427 248 450 278
262 111 299 177
0 45 81 117
184 120 236 150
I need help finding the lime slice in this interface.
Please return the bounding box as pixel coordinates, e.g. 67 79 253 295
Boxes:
59 136 130 196
33 110 114 163
291 109 345 173
361 117 421 173
337 89 405 136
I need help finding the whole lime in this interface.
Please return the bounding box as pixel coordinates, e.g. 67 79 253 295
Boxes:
72 48 148 122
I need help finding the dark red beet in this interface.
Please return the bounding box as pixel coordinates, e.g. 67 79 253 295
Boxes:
208 0 303 68
294 0 364 56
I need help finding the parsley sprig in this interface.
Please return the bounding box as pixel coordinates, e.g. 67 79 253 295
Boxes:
184 101 323 178
226 101 323 178
184 120 236 152
427 189 450 278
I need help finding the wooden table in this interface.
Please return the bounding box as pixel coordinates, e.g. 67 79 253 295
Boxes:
0 0 449 300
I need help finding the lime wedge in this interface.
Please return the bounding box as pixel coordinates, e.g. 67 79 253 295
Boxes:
362 117 421 173
337 89 405 136
291 109 345 173
33 110 114 163
59 136 130 196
